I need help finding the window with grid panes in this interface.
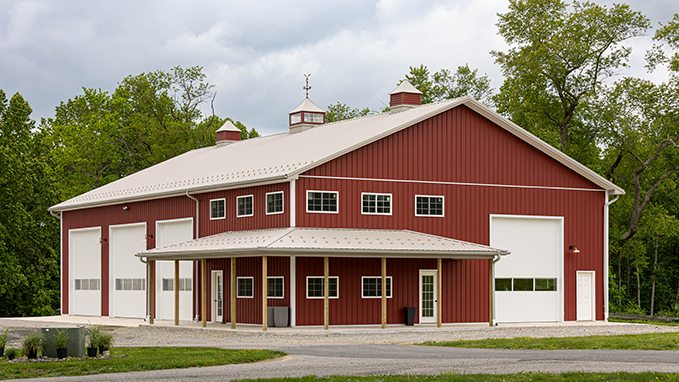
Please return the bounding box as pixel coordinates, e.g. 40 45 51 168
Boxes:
237 277 253 297
267 277 284 298
362 193 391 214
266 192 284 214
415 196 444 216
307 191 338 212
210 199 225 219
306 276 338 298
362 276 392 298
237 195 253 217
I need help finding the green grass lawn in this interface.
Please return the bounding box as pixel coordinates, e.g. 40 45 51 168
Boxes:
421 332 679 350
0 347 285 380
609 317 679 326
237 373 679 382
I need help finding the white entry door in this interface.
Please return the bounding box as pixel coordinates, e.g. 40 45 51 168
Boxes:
577 271 595 321
419 270 437 324
212 270 224 323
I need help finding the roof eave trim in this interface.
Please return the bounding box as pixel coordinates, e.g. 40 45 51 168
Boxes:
49 175 290 212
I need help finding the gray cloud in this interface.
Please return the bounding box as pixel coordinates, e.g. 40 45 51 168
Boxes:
0 0 675 135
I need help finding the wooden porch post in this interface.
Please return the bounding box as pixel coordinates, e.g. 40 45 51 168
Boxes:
231 257 236 329
262 256 268 332
201 258 207 327
324 256 329 330
174 260 179 326
149 260 155 324
381 257 387 329
437 258 442 328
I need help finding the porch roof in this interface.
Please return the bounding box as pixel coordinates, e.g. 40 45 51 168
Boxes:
135 227 510 261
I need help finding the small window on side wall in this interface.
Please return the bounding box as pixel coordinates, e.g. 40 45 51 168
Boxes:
415 195 444 217
267 277 284 298
210 198 226 220
306 276 339 298
361 276 392 298
362 193 392 215
237 277 253 298
307 191 338 213
237 195 254 217
266 192 284 215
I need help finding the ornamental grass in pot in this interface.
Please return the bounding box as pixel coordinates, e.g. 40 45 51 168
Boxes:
5 348 17 360
85 322 101 357
98 331 114 356
53 329 69 359
21 332 45 359
0 328 8 357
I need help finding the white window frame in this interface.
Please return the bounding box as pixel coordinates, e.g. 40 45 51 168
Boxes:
236 195 254 218
361 192 393 216
306 276 339 299
306 190 339 214
236 276 254 298
209 198 226 220
267 276 285 299
415 195 445 217
361 276 393 298
265 191 285 215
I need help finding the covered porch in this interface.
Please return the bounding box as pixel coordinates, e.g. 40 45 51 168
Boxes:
135 227 509 331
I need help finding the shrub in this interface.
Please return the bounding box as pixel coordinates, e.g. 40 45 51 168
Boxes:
98 331 114 349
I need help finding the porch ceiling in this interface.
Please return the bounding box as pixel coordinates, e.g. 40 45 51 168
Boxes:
135 227 510 261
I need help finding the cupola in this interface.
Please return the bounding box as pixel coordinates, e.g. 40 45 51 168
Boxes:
215 120 241 146
288 74 326 134
389 79 422 113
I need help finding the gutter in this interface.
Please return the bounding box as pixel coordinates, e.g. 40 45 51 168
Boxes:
491 253 502 326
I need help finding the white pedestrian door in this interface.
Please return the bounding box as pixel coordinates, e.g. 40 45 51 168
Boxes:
419 270 437 324
577 271 594 321
212 270 223 323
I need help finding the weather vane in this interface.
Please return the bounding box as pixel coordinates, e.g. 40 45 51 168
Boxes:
303 74 311 98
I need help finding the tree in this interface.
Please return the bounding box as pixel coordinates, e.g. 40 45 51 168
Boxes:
0 90 60 316
647 13 679 72
404 64 493 105
492 0 650 155
325 102 372 123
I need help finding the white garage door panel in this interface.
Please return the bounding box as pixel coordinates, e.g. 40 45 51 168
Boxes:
111 224 147 318
492 216 563 323
157 219 194 321
70 228 101 316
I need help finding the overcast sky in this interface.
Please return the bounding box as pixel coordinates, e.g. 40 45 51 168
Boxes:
0 0 676 135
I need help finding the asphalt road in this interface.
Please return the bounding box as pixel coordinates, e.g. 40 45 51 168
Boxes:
23 343 679 382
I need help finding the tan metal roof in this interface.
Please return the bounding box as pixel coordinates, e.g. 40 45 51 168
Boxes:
390 79 422 95
50 96 623 212
216 120 240 132
135 227 510 260
289 98 325 114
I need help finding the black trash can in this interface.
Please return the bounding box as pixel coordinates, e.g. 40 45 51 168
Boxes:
404 307 416 326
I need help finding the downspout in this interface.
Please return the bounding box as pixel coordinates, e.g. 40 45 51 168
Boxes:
138 256 151 322
186 191 200 321
491 253 503 326
603 191 620 321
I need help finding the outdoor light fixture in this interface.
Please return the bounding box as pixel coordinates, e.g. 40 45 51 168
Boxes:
97 237 107 244
122 206 129 211
569 245 580 254
142 234 153 242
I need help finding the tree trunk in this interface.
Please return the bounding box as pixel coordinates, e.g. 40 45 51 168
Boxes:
618 252 623 306
650 238 658 316
675 279 679 309
636 263 641 310
627 257 630 296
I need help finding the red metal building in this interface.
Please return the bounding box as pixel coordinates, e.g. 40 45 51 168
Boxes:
50 80 623 329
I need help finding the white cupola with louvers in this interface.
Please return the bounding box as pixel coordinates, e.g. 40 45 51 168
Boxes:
288 74 326 133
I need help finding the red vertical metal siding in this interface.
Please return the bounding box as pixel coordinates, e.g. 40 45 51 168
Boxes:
296 105 607 322
204 257 289 324
61 182 289 316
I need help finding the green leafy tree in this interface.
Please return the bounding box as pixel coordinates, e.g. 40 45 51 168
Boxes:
404 64 493 105
0 90 60 316
325 102 372 123
492 0 650 157
647 13 679 72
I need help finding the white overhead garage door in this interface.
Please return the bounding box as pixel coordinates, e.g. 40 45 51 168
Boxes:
156 219 194 321
491 216 563 323
69 227 101 316
110 223 147 318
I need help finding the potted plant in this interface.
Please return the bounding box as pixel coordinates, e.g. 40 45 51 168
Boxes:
53 329 69 359
85 323 101 357
21 332 45 359
0 328 8 357
5 348 17 360
98 331 114 356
